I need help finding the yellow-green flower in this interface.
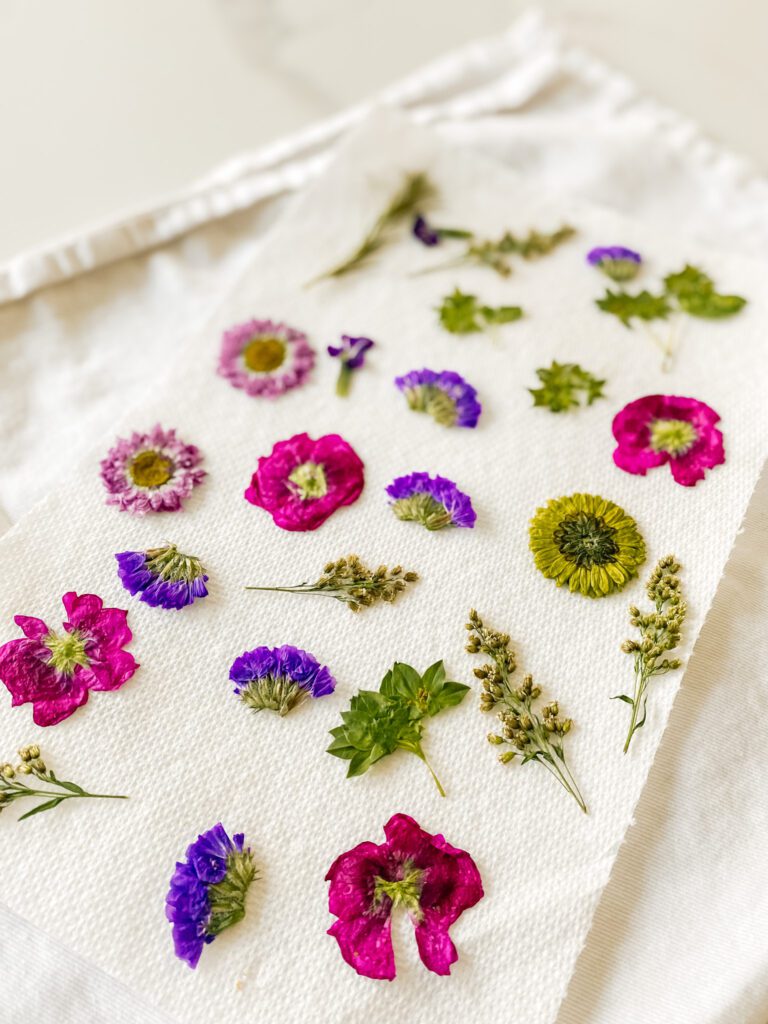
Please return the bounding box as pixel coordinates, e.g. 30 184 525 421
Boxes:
529 493 646 598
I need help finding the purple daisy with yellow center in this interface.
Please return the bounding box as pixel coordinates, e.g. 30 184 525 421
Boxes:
386 472 476 531
100 425 206 515
394 368 482 428
218 318 315 398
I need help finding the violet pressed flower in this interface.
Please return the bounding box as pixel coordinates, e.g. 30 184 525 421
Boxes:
612 395 725 487
0 593 138 726
230 644 336 716
244 432 365 531
218 318 315 398
115 544 208 609
100 424 205 515
587 245 642 282
386 473 476 531
327 335 375 396
326 813 483 980
412 214 441 246
394 368 482 428
166 823 257 969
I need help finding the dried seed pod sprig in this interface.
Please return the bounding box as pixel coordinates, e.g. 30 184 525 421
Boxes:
0 746 127 821
465 610 586 813
245 555 418 612
615 556 686 752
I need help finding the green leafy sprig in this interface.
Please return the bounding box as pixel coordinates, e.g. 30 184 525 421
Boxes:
246 555 418 612
0 746 127 821
615 557 686 753
327 661 469 796
529 361 606 412
418 224 576 278
308 172 435 284
437 288 523 335
465 610 587 812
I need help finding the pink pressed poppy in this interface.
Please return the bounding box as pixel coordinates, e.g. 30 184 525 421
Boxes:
325 813 483 980
244 432 364 531
612 395 725 487
0 593 138 726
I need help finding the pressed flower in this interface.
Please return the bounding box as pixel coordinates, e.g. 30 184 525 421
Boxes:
100 424 205 515
386 473 476 531
395 368 481 428
218 318 315 398
325 813 483 980
587 245 642 282
166 823 257 969
0 745 127 821
529 493 646 598
115 544 209 609
246 555 418 612
245 432 364 531
327 335 374 396
411 214 473 247
230 644 335 716
0 592 138 726
612 394 725 487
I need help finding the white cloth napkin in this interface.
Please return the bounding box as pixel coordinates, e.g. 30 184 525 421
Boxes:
0 108 766 1024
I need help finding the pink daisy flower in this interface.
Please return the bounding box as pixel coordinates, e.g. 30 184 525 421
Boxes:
0 592 138 726
326 813 483 980
612 395 725 487
245 432 364 532
217 318 315 398
100 424 206 514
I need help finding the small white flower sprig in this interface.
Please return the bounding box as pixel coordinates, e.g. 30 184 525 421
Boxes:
0 746 127 821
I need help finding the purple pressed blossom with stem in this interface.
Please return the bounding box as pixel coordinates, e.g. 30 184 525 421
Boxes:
230 644 336 716
386 472 476 531
612 394 725 487
100 425 206 515
326 813 483 981
327 335 374 396
587 245 642 282
394 368 482 428
115 543 209 609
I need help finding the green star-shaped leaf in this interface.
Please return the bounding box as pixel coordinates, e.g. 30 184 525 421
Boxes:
529 361 606 413
437 288 523 334
596 288 671 327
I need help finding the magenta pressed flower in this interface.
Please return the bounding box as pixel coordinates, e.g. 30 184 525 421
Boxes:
100 424 205 515
326 813 483 981
612 395 725 487
0 593 138 726
218 318 315 398
244 432 364 531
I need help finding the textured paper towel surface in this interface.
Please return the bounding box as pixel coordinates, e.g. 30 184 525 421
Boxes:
0 111 766 1024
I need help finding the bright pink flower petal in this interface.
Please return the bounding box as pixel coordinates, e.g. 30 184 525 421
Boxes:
326 841 388 919
327 915 395 981
670 427 725 486
62 591 104 625
13 615 50 640
31 685 90 726
82 650 139 691
0 639 65 703
414 920 458 975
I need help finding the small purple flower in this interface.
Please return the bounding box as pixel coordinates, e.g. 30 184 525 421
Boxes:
395 368 482 428
100 425 206 515
587 246 642 282
327 335 375 396
218 318 315 398
412 214 441 247
612 394 725 487
115 544 209 610
386 473 476 531
166 823 256 969
230 644 336 717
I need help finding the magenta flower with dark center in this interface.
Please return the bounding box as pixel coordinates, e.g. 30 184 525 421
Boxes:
326 813 483 980
0 592 139 726
244 432 365 531
218 318 315 398
100 424 206 515
612 394 725 487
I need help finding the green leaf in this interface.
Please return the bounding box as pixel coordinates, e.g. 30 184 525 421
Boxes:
437 227 474 240
436 288 484 334
529 361 606 413
18 797 64 821
480 304 523 325
52 778 86 795
610 694 635 705
596 288 671 327
678 291 747 318
420 660 447 696
663 264 714 299
429 680 471 713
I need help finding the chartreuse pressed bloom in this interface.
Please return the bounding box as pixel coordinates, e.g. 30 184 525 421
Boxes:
465 611 586 812
166 823 257 968
115 544 209 609
615 557 686 752
529 493 646 598
0 745 127 821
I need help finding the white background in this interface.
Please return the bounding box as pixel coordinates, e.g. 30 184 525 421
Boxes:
0 0 766 262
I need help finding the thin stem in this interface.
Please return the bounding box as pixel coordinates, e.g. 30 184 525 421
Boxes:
336 363 353 397
405 743 446 797
623 667 649 754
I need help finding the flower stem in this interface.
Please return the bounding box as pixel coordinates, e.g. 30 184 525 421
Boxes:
408 744 446 797
336 363 353 397
623 667 649 754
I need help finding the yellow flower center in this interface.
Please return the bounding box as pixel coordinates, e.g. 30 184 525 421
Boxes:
129 449 174 488
288 461 327 500
42 629 89 676
243 336 286 373
373 862 424 919
649 418 698 456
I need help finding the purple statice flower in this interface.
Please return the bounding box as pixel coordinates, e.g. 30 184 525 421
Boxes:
586 246 642 282
115 544 208 610
327 335 375 396
394 368 482 428
218 317 315 398
230 644 336 717
412 214 441 246
166 823 257 969
386 472 476 531
326 813 484 980
100 424 206 515
612 394 725 486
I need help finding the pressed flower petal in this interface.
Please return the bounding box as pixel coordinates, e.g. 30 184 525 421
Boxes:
31 686 90 726
327 916 396 981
